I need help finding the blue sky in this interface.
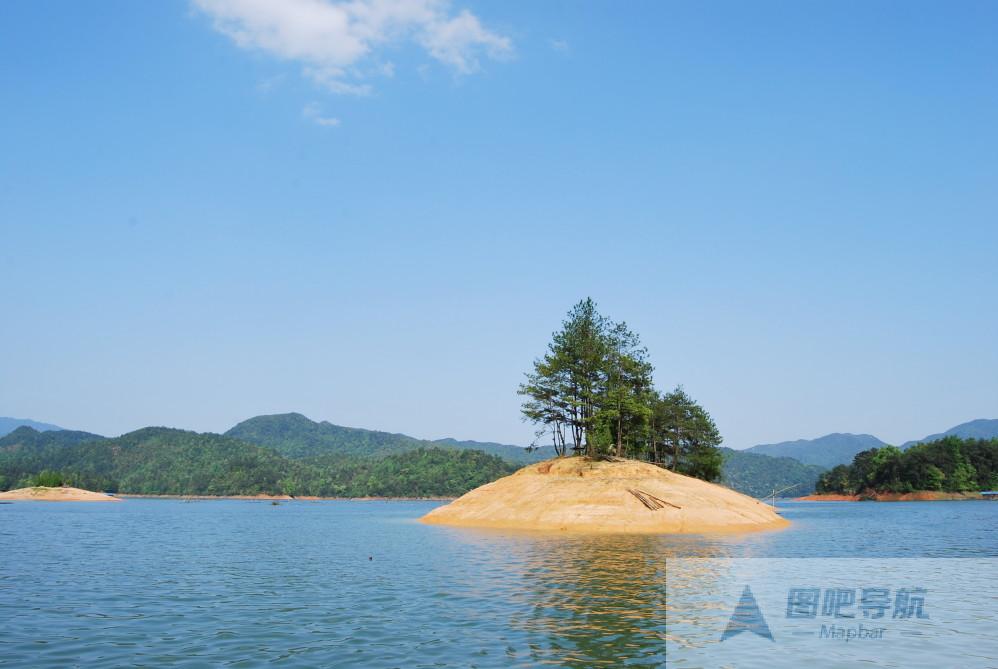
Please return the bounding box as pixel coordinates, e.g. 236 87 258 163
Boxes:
1 0 996 448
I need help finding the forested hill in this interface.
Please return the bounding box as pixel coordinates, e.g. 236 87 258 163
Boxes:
0 426 104 452
225 413 428 458
0 426 516 497
817 437 998 495
225 412 550 462
720 448 825 498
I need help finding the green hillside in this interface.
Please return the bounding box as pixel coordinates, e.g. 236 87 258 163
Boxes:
0 426 516 497
225 412 429 458
225 412 549 462
720 447 826 498
0 426 104 452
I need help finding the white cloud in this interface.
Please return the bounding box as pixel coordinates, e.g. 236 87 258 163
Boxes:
193 0 512 94
303 102 341 126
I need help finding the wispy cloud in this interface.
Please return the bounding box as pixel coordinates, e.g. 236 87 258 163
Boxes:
255 74 286 94
549 38 569 53
302 102 341 126
193 0 512 95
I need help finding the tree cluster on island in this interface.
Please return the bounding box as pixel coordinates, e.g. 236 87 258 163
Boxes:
519 298 723 481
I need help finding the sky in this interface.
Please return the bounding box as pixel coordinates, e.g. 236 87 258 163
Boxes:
1 0 996 449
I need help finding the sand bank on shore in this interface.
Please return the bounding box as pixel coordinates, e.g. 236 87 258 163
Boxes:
421 456 788 534
0 486 122 502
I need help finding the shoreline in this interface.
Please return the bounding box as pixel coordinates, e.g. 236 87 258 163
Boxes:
117 494 456 502
797 491 984 502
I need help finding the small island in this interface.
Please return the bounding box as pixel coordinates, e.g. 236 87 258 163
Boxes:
0 486 121 502
421 456 787 533
425 299 788 534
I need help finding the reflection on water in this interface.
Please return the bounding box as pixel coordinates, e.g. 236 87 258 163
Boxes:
0 500 996 668
437 532 728 668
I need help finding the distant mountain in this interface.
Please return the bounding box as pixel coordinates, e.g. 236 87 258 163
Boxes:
745 433 887 469
0 417 63 437
721 447 826 498
226 412 546 463
901 419 998 450
0 426 104 453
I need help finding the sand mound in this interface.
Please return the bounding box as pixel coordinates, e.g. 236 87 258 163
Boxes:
0 486 122 502
421 457 788 533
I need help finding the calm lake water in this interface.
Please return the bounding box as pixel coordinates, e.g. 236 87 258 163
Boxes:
2 499 996 668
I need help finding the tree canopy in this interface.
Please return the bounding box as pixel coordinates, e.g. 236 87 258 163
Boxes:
519 298 723 481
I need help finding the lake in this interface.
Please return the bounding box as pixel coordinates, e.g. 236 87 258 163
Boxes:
2 499 996 668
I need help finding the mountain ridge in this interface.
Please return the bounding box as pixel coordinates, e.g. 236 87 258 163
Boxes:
900 419 998 450
744 433 887 468
225 412 551 463
0 417 64 437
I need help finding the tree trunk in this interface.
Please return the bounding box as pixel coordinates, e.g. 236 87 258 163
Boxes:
616 412 623 457
672 426 680 471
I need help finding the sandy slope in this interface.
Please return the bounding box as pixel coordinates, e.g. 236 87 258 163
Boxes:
0 486 122 502
421 456 788 533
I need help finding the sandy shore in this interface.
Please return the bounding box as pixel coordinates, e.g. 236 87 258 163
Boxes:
798 491 984 502
0 486 122 502
118 494 456 501
421 456 789 534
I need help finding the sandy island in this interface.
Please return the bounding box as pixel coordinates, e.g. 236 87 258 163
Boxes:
0 486 122 502
421 456 788 534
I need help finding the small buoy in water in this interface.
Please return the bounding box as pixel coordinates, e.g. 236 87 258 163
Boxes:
369 556 373 561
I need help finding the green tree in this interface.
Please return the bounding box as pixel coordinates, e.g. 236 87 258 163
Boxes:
949 450 978 491
33 470 66 487
650 387 723 481
599 321 654 457
923 465 945 491
519 298 610 457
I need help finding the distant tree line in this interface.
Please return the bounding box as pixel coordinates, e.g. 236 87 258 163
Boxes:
519 298 723 481
816 436 998 495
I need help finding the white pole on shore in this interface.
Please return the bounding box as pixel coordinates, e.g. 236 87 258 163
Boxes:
769 483 801 508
